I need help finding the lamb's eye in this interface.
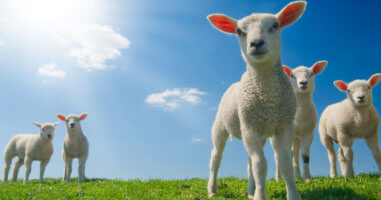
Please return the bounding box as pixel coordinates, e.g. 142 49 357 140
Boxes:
42 128 45 131
236 28 246 36
269 22 279 32
347 90 351 93
368 86 371 90
309 73 314 77
290 74 295 78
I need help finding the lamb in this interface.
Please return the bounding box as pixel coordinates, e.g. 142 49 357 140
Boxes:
3 122 58 183
278 61 327 182
206 1 306 199
319 73 381 178
57 113 89 183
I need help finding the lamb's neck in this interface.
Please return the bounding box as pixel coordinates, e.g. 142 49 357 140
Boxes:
345 99 372 121
296 92 314 108
67 128 84 138
246 58 282 80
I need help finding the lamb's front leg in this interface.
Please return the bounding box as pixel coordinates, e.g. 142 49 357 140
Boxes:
365 133 381 173
63 157 73 183
338 137 354 178
207 125 228 197
247 156 255 198
78 157 87 183
270 124 301 200
292 138 301 179
301 132 314 182
242 130 267 200
39 160 49 183
24 157 32 183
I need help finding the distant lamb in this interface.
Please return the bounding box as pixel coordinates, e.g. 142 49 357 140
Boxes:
207 1 306 200
57 113 89 183
3 122 58 183
279 61 327 182
319 74 381 178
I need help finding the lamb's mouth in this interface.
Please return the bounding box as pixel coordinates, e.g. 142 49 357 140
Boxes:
251 50 267 56
299 86 308 90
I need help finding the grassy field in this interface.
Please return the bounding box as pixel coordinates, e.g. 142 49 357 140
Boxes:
0 174 379 199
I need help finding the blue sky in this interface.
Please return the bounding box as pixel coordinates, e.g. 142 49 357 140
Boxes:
0 0 380 181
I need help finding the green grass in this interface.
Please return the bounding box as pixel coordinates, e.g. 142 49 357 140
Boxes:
0 174 379 199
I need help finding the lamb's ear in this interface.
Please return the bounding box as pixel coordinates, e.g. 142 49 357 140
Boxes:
79 113 88 120
207 14 237 34
311 60 328 75
56 114 66 121
334 80 348 92
283 65 292 77
368 73 381 87
53 122 59 127
277 1 307 29
33 122 42 128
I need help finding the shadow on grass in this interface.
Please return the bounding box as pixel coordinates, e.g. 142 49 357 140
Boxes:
270 187 373 200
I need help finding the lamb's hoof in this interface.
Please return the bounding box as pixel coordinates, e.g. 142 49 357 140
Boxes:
208 192 216 198
247 194 254 199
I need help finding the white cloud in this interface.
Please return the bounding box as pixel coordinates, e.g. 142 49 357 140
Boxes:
37 63 66 78
190 138 203 143
0 40 3 45
55 24 130 71
146 88 207 110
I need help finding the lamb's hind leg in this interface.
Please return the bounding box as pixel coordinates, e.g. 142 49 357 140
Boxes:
365 133 381 173
271 124 301 200
207 122 229 197
12 157 24 182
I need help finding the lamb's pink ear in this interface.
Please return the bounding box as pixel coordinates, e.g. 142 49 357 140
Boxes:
53 122 59 127
33 122 41 128
283 65 292 76
368 73 381 87
334 80 348 92
56 114 66 121
79 113 88 120
311 60 328 75
207 14 237 34
277 1 307 29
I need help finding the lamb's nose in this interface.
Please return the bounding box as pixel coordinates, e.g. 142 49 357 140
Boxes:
250 40 265 49
299 81 308 86
69 123 75 128
358 96 365 100
47 134 51 139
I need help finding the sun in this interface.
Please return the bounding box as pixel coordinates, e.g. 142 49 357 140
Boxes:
5 0 98 26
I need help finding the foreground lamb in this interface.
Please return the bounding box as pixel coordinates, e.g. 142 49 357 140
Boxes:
280 61 327 182
207 1 306 199
3 122 58 183
319 74 381 178
57 113 89 183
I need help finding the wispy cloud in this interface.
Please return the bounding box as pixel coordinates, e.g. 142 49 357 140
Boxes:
37 63 66 78
190 138 203 143
55 24 130 71
0 40 4 45
146 88 207 110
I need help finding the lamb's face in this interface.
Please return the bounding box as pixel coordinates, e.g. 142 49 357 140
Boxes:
347 80 372 107
207 1 306 67
288 66 315 94
34 122 58 141
237 14 281 66
65 114 81 130
57 113 88 133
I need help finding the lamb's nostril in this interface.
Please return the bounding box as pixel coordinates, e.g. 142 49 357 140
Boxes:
358 96 365 100
69 123 75 128
250 40 265 49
